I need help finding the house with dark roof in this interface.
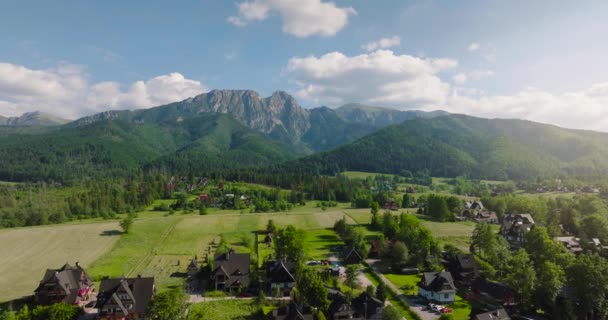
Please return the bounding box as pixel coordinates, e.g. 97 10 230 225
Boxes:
500 214 535 248
443 253 479 286
471 278 519 307
382 199 399 211
34 262 93 306
342 247 363 265
418 272 456 303
555 236 584 255
328 293 362 320
474 308 510 320
211 249 250 292
187 258 199 277
351 292 384 320
266 260 296 297
270 302 313 320
95 276 155 320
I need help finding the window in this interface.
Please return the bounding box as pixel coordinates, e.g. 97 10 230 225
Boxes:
444 294 449 299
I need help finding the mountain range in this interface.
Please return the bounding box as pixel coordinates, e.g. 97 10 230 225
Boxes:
0 111 69 127
1 89 608 182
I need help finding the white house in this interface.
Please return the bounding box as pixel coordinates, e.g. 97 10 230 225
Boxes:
418 272 456 303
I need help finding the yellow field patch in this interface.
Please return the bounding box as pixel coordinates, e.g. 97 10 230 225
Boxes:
0 222 120 302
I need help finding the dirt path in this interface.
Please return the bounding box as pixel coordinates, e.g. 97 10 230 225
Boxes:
126 217 181 277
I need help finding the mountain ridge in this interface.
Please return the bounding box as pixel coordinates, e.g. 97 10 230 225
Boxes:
0 111 69 127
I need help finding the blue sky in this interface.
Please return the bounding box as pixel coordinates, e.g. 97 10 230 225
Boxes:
1 0 608 131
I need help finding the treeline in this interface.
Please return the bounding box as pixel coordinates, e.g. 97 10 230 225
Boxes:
471 223 608 318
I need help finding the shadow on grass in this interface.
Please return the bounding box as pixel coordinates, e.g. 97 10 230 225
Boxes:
170 272 188 278
100 230 123 236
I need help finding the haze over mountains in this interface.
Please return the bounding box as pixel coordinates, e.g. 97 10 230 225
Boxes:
0 111 68 127
2 89 608 182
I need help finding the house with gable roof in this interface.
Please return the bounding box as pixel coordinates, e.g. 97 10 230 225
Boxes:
34 262 93 306
418 272 456 303
95 276 155 320
266 260 296 297
211 249 250 292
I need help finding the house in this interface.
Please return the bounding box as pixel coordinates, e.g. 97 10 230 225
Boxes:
187 259 199 277
476 211 499 224
443 253 479 286
266 260 296 297
211 249 250 292
95 276 155 320
352 292 384 320
342 247 363 265
555 236 584 254
500 214 535 248
471 278 518 306
328 293 362 320
474 309 510 320
34 262 93 306
382 199 399 211
418 272 456 303
199 193 210 203
270 302 313 320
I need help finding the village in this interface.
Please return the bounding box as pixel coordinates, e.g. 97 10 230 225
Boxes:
16 179 607 320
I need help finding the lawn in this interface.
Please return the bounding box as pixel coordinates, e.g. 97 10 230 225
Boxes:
383 273 472 320
188 300 262 320
0 221 121 302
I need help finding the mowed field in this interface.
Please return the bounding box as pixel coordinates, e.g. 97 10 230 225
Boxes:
88 207 359 290
0 222 121 302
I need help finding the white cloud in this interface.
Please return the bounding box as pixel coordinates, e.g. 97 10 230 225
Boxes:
452 69 495 85
285 49 608 132
449 83 608 131
362 36 401 52
285 49 457 107
227 0 356 37
0 62 206 119
468 42 480 52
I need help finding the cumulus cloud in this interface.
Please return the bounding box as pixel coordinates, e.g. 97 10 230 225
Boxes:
285 49 457 108
227 0 356 37
0 62 206 119
285 49 608 131
449 84 608 131
362 36 401 52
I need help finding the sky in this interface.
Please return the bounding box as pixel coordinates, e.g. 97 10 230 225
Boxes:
1 0 608 131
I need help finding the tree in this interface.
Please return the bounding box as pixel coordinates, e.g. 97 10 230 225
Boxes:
506 249 536 310
119 215 134 234
427 194 451 221
371 201 380 214
198 205 208 215
388 242 408 272
147 288 189 320
298 269 329 311
567 254 608 318
366 285 376 297
382 305 402 320
345 265 360 290
535 261 566 309
376 281 387 302
266 219 276 233
439 314 455 320
402 193 411 208
274 225 306 263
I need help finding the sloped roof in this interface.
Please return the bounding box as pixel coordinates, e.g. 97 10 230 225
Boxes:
352 292 383 318
456 254 478 270
95 277 155 315
474 308 510 320
34 262 92 304
420 272 456 293
213 250 251 288
267 261 296 283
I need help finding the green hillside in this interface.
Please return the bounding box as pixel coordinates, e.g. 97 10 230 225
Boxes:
0 114 297 181
286 114 608 180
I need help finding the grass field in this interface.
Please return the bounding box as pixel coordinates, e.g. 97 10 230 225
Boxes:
188 300 261 320
0 222 121 303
